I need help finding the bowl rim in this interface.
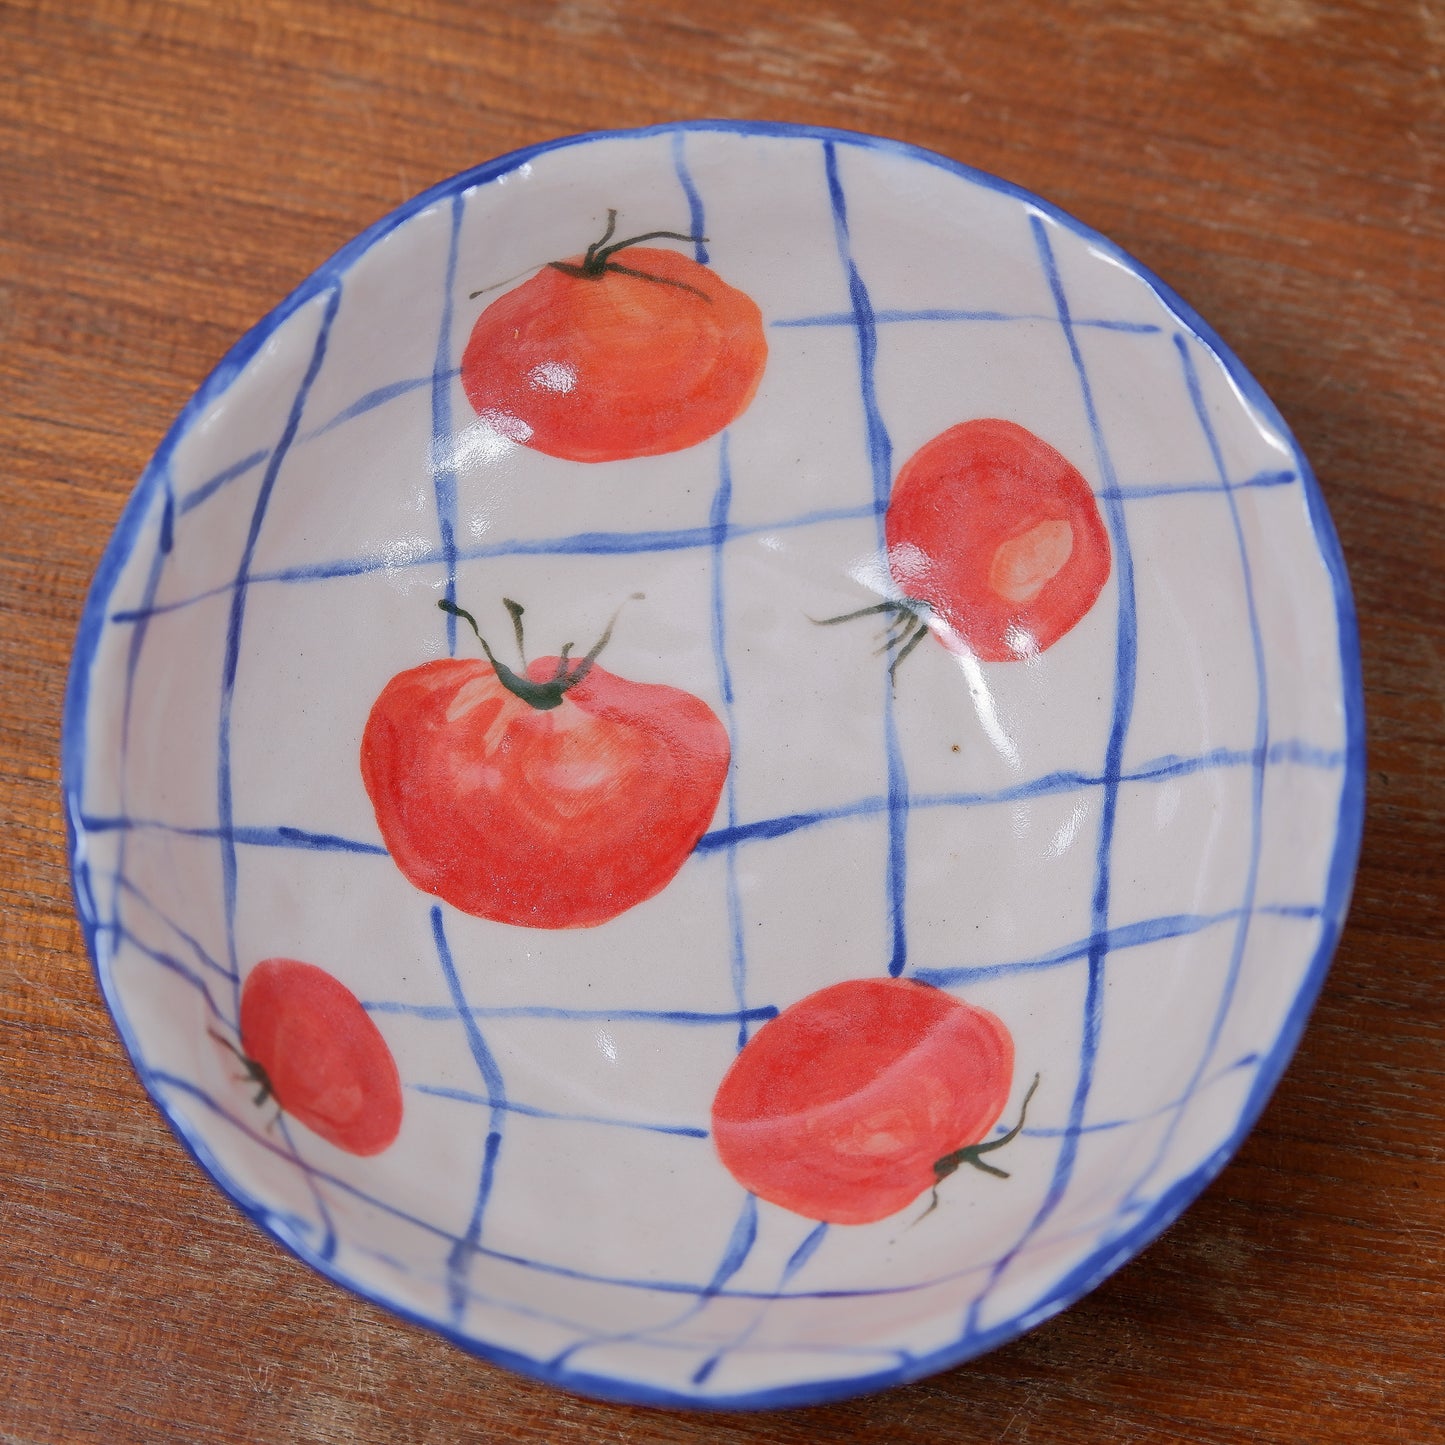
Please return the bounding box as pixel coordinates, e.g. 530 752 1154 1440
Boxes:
60 117 1367 1411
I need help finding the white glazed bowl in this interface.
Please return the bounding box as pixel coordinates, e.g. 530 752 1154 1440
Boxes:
64 122 1363 1409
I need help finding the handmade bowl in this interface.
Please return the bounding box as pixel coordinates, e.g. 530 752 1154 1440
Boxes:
63 121 1364 1409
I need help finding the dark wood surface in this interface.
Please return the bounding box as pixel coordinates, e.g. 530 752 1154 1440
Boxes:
2 2 1442 1440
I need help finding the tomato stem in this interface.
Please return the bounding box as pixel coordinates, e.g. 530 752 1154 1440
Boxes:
208 1027 275 1108
917 1073 1041 1221
438 594 643 711
503 597 527 666
812 598 932 685
545 208 714 300
468 212 712 302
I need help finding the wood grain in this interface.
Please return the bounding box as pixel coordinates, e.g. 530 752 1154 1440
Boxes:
2 1 1442 1440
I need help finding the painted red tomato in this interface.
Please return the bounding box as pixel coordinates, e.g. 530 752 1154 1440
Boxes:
361 626 730 929
886 418 1111 662
711 978 1015 1225
236 958 402 1157
460 213 767 463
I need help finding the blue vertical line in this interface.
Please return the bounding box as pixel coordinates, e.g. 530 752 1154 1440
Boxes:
964 215 1139 1336
114 454 343 1267
433 191 464 655
690 1220 831 1386
217 284 342 996
691 161 747 1050
1119 335 1271 1212
110 873 234 985
275 1114 339 1263
557 153 756 1378
822 140 910 978
549 1194 758 1373
709 436 751 1049
431 905 508 1326
107 473 176 958
671 130 709 264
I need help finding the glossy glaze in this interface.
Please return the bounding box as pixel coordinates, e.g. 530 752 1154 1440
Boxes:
62 122 1361 1410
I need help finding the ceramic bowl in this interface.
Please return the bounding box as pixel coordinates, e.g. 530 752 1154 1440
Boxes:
63 121 1364 1409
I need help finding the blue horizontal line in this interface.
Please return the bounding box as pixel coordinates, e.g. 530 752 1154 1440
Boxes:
1102 468 1296 501
365 1001 780 1027
774 308 1162 334
178 449 271 515
412 1084 709 1138
110 471 1296 629
177 370 462 516
147 1068 1138 1305
912 902 1322 988
1020 1052 1261 1138
259 500 882 577
314 373 442 437
694 738 1345 853
166 321 1293 530
109 871 234 982
1264 902 1326 919
107 502 880 624
79 737 1341 865
104 922 237 1024
79 814 389 855
350 1234 913 1366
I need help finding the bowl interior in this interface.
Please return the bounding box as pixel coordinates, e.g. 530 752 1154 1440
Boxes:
66 123 1360 1408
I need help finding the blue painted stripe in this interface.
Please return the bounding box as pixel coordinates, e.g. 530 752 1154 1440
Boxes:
412 1083 708 1139
963 215 1141 1337
783 1220 829 1281
106 469 177 970
433 193 464 655
364 1001 780 1026
1115 335 1273 1214
216 284 342 997
709 435 751 1049
317 373 440 436
672 129 709 265
171 407 1287 530
689 1216 832 1386
544 159 762 1385
143 1058 1281 1313
775 307 1162 333
178 449 270 516
1104 469 1295 501
277 1112 339 1263
823 139 910 979
431 905 507 1325
708 1195 761 1288
177 374 461 517
109 923 235 1027
1021 1052 1261 1139
111 468 1303 629
108 872 235 983
911 902 1321 989
694 737 1344 853
107 502 884 623
548 1194 760 1372
76 733 1341 868
78 814 388 855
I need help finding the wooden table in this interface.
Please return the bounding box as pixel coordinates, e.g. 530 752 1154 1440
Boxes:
3 2 1441 1440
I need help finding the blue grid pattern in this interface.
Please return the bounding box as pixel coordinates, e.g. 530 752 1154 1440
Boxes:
62 122 1365 1411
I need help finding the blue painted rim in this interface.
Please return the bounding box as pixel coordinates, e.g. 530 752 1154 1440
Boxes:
61 118 1366 1412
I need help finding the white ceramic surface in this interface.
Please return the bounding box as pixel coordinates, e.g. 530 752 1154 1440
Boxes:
63 122 1363 1409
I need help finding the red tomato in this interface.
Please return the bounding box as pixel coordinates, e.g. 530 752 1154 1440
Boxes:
885 418 1111 662
711 978 1015 1225
361 620 730 929
235 958 402 1156
460 214 767 463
